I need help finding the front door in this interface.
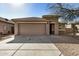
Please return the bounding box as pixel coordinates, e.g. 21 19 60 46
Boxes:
50 24 55 35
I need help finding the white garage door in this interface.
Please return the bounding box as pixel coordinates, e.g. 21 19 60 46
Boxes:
18 23 46 35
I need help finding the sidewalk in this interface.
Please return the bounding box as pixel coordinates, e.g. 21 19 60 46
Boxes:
0 35 63 56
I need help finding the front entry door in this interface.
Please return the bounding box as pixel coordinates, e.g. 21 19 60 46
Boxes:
50 24 55 35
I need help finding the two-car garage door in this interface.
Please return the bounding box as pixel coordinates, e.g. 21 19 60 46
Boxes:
18 23 46 35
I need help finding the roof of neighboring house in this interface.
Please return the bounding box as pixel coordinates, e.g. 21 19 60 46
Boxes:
7 20 15 24
12 17 48 22
0 17 14 24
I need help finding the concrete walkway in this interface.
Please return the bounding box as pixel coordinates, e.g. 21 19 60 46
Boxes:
0 35 63 56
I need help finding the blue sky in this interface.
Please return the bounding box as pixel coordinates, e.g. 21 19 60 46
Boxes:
0 3 49 19
0 3 79 20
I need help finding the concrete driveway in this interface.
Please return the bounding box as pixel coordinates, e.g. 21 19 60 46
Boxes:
0 35 63 56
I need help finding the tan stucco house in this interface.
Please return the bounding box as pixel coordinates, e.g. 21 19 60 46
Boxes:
12 15 66 35
0 17 14 35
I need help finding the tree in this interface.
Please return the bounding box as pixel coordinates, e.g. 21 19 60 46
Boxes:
48 3 79 36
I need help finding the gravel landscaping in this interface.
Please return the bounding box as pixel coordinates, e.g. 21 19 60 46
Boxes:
50 35 79 56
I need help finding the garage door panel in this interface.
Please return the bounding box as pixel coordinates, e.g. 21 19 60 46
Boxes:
19 23 46 35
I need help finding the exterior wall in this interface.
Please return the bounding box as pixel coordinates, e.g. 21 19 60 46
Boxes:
46 22 50 35
14 23 18 35
0 22 8 34
18 23 46 35
3 23 8 34
0 21 3 34
0 21 14 34
7 23 14 34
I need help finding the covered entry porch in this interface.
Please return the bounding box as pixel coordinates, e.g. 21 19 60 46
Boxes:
46 22 59 35
43 15 59 35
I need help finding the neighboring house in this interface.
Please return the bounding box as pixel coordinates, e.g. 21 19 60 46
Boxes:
0 17 14 35
12 15 67 35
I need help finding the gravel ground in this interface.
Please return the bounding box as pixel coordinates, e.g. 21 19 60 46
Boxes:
50 35 79 56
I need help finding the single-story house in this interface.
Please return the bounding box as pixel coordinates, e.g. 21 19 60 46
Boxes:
0 17 14 35
12 15 66 35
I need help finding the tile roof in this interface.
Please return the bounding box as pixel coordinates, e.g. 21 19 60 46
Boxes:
0 17 14 24
11 17 47 22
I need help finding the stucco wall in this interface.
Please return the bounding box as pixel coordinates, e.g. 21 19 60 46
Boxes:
0 22 3 34
0 21 14 34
